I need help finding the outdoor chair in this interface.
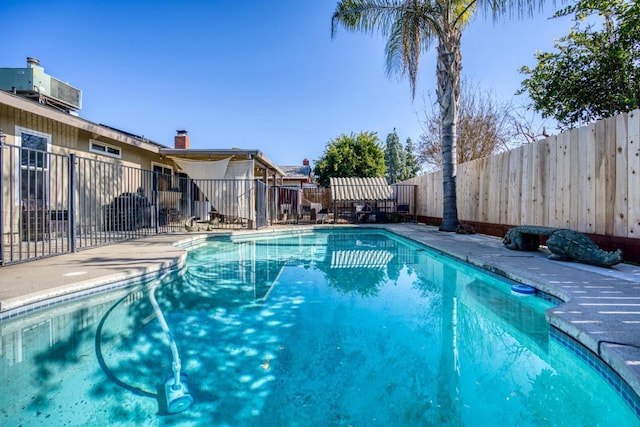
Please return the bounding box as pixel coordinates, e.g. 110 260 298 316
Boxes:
280 203 292 222
397 204 410 222
355 204 373 223
317 208 329 223
310 202 329 223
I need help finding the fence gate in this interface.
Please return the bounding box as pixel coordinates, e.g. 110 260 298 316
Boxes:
1 142 73 264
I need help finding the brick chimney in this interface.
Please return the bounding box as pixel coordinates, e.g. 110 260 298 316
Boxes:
174 130 189 149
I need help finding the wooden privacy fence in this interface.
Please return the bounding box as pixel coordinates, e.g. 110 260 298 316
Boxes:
406 108 640 240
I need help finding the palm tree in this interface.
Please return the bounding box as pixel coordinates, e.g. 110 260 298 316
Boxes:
331 0 544 231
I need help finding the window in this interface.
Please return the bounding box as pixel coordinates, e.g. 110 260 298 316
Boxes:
152 163 173 191
16 126 51 205
90 140 121 158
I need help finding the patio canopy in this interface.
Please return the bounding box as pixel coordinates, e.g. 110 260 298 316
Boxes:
170 157 229 179
170 157 254 180
170 157 255 220
329 177 393 201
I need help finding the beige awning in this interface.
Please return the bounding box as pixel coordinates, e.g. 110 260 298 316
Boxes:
330 177 393 201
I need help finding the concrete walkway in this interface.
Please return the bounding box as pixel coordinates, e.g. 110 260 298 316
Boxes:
2 223 640 402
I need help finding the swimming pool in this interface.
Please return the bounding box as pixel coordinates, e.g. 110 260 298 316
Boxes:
0 229 638 425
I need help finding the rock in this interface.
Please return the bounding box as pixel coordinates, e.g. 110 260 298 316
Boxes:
456 224 476 234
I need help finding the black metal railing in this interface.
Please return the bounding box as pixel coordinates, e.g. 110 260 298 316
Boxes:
1 143 268 265
1 140 417 265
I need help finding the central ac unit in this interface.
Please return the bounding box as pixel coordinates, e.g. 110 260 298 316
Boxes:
0 57 82 112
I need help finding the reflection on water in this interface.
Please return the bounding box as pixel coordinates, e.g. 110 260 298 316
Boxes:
319 232 404 296
464 280 550 350
0 230 637 426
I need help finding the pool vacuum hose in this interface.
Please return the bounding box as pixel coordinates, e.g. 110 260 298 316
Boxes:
149 283 194 414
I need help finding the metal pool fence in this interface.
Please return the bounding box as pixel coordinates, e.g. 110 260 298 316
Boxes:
1 142 417 265
0 143 272 265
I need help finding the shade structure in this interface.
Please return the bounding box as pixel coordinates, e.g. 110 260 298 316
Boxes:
170 157 230 180
329 177 393 201
171 157 255 222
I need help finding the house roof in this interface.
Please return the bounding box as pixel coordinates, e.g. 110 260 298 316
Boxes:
280 165 311 179
0 90 284 177
329 177 393 201
0 90 165 153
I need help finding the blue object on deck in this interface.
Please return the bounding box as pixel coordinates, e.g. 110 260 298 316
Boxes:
511 284 536 296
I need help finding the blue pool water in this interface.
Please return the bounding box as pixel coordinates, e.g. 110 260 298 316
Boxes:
0 229 638 426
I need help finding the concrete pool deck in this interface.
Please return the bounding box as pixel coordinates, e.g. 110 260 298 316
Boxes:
2 223 640 402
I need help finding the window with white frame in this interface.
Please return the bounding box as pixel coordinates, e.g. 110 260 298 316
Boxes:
90 139 122 158
16 126 51 206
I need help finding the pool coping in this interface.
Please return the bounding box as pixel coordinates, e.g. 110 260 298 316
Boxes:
2 223 640 403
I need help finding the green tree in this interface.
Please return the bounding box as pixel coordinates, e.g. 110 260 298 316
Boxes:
519 0 640 128
332 0 545 231
402 137 420 180
384 129 405 183
314 131 386 187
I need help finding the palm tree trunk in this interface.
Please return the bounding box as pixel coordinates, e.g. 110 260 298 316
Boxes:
436 26 461 232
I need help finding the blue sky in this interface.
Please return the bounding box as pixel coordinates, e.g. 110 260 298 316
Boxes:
0 0 574 167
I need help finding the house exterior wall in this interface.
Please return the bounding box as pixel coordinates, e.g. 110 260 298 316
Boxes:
0 91 176 246
0 100 168 167
1 90 283 264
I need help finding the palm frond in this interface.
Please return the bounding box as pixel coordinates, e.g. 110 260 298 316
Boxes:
453 0 479 27
475 0 547 21
334 0 443 99
331 0 408 38
384 7 438 98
